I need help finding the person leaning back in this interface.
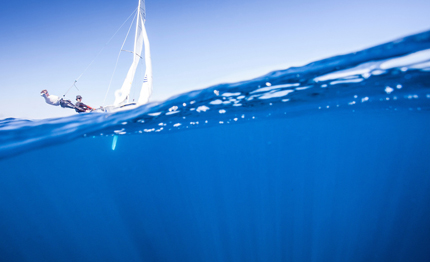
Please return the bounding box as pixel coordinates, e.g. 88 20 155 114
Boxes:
40 90 76 109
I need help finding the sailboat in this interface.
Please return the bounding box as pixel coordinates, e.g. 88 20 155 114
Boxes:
102 0 152 112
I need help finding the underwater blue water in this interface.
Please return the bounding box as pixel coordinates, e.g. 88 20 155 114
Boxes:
1 30 430 261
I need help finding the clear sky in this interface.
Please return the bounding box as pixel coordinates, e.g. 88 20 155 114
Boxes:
0 0 429 119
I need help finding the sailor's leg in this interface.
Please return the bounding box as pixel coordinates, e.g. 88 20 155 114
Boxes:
60 99 76 109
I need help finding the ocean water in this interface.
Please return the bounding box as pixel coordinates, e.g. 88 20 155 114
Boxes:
1 30 430 261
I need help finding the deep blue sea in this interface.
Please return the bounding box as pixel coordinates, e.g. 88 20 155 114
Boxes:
1 30 430 261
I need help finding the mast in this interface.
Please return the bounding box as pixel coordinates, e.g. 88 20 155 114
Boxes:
133 0 142 75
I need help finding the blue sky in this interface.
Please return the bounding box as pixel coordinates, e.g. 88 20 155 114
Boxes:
0 0 429 119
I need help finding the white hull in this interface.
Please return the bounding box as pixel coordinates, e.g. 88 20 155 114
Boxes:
93 103 139 113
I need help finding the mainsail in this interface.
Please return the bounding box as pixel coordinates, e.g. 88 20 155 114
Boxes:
138 22 152 105
114 0 152 106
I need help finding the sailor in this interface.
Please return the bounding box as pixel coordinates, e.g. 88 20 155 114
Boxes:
40 90 76 109
75 95 93 113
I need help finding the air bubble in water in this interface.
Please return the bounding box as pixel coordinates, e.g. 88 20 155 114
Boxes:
385 86 394 94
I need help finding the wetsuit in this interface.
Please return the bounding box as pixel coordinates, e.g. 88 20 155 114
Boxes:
59 99 76 109
75 102 93 113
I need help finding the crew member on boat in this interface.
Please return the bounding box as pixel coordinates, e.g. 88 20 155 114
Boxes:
40 90 76 109
75 95 94 113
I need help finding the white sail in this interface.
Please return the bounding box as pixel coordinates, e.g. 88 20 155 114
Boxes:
113 0 147 106
138 21 152 104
